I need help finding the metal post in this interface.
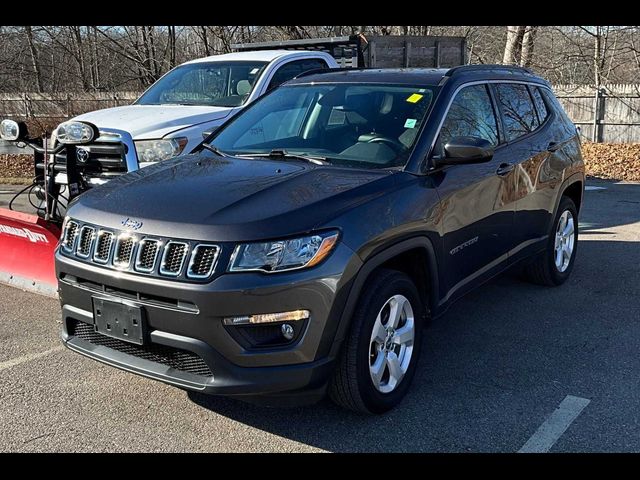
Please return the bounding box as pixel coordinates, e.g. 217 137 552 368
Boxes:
591 87 600 142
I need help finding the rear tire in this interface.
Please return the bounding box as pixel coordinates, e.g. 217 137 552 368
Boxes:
523 196 578 286
329 269 425 414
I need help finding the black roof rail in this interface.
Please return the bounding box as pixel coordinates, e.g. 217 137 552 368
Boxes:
293 67 365 79
444 64 535 78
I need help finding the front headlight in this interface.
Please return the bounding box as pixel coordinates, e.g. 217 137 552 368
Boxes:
230 231 339 273
135 138 188 163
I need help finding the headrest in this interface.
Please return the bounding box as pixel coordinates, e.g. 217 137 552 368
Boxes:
236 80 252 96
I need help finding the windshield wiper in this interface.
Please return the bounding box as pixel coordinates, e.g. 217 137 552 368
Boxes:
235 149 330 165
201 143 232 157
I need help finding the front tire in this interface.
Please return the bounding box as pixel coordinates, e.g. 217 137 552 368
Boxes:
523 196 579 286
329 269 425 414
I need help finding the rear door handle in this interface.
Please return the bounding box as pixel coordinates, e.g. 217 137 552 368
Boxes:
496 163 514 176
547 141 560 152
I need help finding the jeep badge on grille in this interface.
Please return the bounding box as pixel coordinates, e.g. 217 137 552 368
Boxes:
121 218 143 230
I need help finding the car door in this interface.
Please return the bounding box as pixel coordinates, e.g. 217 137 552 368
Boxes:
492 82 554 254
432 83 518 299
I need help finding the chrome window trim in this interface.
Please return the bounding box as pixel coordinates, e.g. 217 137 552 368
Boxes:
426 79 553 170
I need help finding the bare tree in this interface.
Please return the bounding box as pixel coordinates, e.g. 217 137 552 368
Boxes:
24 26 44 93
503 26 526 64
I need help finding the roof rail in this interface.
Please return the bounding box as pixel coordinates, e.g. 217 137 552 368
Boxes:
444 64 535 78
293 67 364 79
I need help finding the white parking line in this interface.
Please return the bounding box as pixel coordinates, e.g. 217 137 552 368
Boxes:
518 395 591 453
0 346 64 373
585 186 607 191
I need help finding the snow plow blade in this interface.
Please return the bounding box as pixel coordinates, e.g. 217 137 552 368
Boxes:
0 207 60 297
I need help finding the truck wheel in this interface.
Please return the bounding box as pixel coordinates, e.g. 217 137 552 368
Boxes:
523 196 579 286
329 269 424 414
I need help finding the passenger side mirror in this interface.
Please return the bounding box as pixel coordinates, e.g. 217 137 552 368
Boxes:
437 136 494 166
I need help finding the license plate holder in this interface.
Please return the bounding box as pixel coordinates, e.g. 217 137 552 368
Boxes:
92 296 146 345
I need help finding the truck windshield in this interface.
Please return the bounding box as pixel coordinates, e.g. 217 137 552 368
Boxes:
209 83 436 169
136 61 268 108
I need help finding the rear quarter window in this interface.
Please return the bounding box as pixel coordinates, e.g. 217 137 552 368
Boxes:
530 86 549 124
495 83 539 141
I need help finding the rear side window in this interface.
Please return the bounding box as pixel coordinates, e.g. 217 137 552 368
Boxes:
495 83 539 141
437 84 499 152
530 86 549 124
267 58 329 91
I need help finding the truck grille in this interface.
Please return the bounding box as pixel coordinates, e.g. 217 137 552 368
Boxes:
54 141 127 173
59 219 220 282
71 320 213 378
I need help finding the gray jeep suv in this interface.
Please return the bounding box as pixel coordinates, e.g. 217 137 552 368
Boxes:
56 65 584 414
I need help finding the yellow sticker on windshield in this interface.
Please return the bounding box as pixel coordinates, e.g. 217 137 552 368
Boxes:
406 93 424 103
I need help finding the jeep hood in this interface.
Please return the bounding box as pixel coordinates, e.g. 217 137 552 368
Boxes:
71 104 233 140
69 154 398 242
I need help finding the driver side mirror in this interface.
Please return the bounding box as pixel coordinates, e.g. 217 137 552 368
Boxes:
435 136 494 166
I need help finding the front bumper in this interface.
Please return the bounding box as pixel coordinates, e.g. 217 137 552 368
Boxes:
57 242 361 397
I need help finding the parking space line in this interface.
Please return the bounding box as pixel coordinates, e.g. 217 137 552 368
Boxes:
0 346 64 373
518 395 590 453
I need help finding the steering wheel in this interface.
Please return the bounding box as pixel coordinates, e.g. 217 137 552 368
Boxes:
366 135 406 153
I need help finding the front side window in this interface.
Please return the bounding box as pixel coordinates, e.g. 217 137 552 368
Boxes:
495 83 539 141
136 61 268 108
267 59 329 91
436 84 499 155
210 83 436 169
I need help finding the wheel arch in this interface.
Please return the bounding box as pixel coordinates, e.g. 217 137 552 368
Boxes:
327 236 440 359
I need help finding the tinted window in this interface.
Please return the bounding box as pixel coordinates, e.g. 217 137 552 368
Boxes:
438 84 499 153
495 83 539 140
530 86 549 123
267 58 329 91
211 83 435 169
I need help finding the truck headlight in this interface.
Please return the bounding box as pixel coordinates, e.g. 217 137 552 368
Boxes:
57 121 99 144
135 138 188 163
229 231 339 273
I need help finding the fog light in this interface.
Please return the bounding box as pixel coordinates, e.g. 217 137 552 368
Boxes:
281 323 294 340
223 309 309 326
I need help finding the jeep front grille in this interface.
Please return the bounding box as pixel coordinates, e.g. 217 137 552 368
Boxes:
76 226 95 258
135 239 160 273
113 235 136 268
59 219 219 282
187 245 219 279
62 221 79 252
160 242 188 276
93 230 114 263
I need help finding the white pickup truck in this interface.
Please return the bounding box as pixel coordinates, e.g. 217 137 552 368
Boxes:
52 49 337 180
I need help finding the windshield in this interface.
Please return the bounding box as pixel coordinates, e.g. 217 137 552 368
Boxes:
209 83 435 169
136 61 268 107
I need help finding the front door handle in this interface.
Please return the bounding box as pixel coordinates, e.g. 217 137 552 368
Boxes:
547 141 560 152
496 163 514 176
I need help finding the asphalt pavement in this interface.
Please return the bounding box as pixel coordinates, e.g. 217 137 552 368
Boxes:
0 179 639 452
